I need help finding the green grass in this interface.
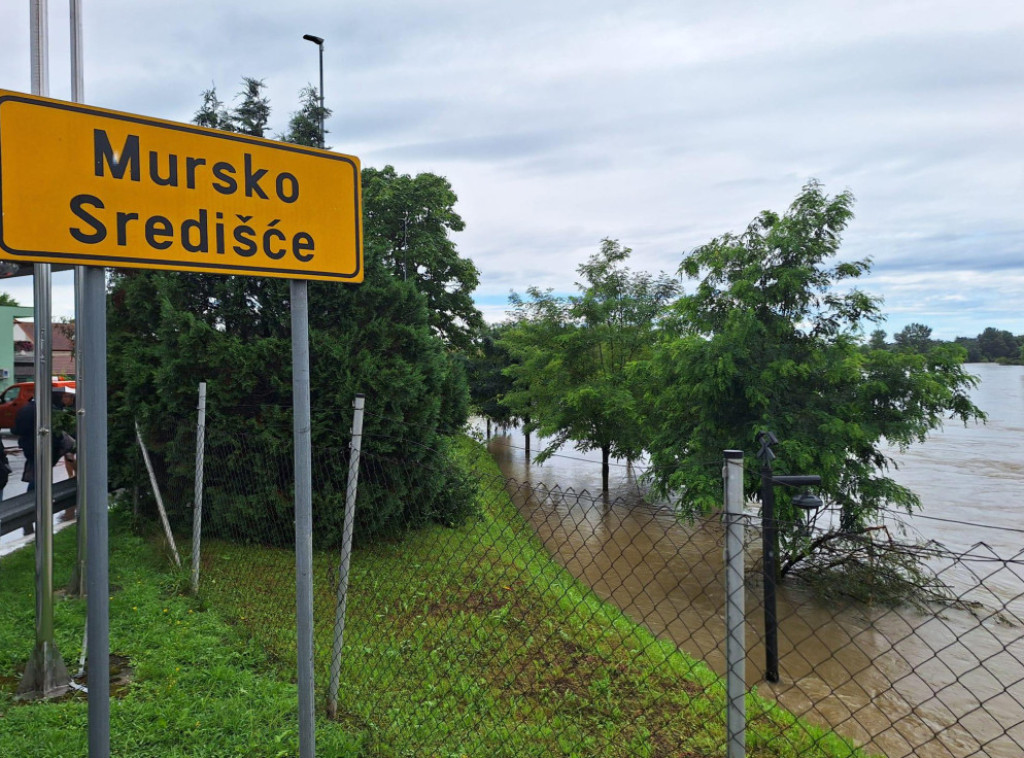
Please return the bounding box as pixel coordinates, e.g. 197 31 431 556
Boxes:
1 438 870 757
0 520 360 757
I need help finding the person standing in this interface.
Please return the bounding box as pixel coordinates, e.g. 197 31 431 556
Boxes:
12 396 36 491
0 442 10 500
54 388 77 478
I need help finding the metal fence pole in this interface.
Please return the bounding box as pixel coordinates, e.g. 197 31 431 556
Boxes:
327 393 365 718
291 279 315 758
190 382 207 594
135 421 181 568
723 450 746 758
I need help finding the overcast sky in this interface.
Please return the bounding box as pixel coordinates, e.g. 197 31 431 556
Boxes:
1 0 1022 340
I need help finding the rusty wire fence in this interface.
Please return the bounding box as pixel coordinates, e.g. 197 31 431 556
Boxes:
177 412 1024 758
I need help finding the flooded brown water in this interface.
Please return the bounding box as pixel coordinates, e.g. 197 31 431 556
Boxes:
485 363 1024 758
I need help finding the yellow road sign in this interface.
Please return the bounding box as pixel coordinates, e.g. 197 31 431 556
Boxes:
0 89 362 282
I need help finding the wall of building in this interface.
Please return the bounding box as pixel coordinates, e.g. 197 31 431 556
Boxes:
0 306 36 393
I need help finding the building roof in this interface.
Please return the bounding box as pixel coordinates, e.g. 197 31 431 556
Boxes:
13 320 75 352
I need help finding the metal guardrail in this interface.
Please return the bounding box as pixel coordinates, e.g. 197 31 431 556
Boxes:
0 478 78 537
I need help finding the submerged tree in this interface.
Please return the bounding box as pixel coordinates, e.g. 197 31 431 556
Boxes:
464 323 518 438
502 239 679 491
642 181 983 576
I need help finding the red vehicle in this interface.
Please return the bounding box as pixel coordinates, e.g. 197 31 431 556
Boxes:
0 380 76 430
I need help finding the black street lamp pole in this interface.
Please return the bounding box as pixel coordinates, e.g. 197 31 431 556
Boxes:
756 431 781 683
756 430 821 684
302 33 325 148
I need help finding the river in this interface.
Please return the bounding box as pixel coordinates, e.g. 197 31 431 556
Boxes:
484 363 1024 758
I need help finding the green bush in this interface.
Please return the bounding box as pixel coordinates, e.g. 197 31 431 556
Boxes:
107 248 473 547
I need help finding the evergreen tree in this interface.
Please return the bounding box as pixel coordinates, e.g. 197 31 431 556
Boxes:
193 87 234 131
106 83 477 547
464 323 518 438
868 329 887 350
893 323 933 353
232 77 270 137
282 84 330 147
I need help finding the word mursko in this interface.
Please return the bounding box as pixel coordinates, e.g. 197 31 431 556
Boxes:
68 130 316 263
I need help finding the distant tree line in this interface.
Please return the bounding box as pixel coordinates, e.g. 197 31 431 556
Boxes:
869 324 1023 364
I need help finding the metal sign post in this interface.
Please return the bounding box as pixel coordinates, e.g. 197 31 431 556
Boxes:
291 280 315 758
17 0 71 703
0 41 361 753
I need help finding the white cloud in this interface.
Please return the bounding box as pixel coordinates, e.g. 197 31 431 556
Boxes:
0 0 1021 339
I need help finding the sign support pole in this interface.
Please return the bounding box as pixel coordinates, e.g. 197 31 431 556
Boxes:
18 0 72 703
67 0 88 600
291 280 316 758
83 265 109 756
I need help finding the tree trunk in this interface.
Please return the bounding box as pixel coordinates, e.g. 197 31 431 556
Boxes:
601 444 610 494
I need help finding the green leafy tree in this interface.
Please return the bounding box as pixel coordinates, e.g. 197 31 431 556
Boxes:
641 181 983 574
976 327 1018 361
361 166 483 351
893 322 933 353
190 83 482 355
0 292 21 307
502 239 679 491
954 336 982 362
867 329 887 350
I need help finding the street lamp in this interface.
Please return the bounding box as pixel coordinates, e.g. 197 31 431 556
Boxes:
302 34 325 148
755 430 821 684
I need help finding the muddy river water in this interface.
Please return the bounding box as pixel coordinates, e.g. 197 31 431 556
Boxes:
485 363 1024 758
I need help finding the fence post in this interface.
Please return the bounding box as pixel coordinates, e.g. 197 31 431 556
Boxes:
723 450 746 758
190 382 207 594
135 420 181 568
327 393 365 719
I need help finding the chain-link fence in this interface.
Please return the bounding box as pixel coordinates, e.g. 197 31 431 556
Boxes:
167 405 1024 757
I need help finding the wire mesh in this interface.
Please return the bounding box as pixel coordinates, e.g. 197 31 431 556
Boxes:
183 412 1024 758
